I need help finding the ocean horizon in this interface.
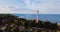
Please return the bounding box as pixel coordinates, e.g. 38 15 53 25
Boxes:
13 14 60 24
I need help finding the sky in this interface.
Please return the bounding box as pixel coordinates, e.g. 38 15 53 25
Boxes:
0 0 60 14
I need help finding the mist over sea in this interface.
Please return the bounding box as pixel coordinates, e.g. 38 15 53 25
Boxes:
14 14 60 24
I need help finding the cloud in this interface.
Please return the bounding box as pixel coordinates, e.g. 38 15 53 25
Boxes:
0 5 36 14
0 0 60 14
0 6 12 12
0 5 21 14
22 0 60 14
40 0 60 14
23 0 30 5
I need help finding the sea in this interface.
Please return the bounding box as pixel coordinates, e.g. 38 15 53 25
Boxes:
14 14 60 24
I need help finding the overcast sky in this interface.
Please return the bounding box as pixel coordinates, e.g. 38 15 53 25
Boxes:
0 0 60 14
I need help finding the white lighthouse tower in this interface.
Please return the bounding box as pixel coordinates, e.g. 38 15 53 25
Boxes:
36 10 39 23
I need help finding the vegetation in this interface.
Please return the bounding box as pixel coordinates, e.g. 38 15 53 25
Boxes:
0 14 58 32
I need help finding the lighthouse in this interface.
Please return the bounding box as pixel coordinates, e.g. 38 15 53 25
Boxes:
36 10 39 23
